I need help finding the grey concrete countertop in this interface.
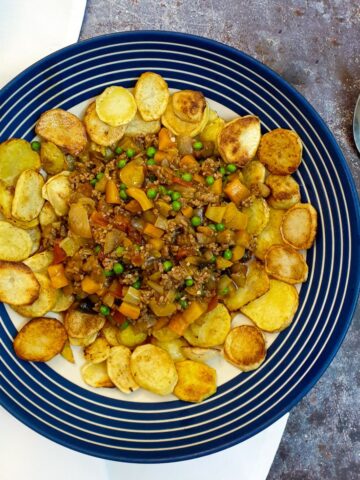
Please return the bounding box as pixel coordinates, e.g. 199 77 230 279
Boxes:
80 1 360 478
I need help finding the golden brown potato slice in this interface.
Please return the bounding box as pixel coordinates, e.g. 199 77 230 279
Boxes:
151 326 180 342
254 208 285 260
0 261 40 305
39 202 58 227
40 141 66 174
242 160 266 187
265 245 308 284
0 221 33 261
266 174 301 210
242 197 270 235
81 361 114 388
107 345 139 394
224 325 266 371
134 72 169 121
151 337 188 362
117 324 147 348
96 86 137 127
258 128 302 174
14 317 67 362
172 90 206 123
200 116 225 151
181 346 219 363
12 273 57 317
27 227 41 256
101 322 120 346
36 109 87 155
241 279 299 332
61 340 75 364
183 304 231 348
11 169 44 222
174 360 217 403
84 337 111 364
0 139 40 186
161 100 209 137
84 102 126 146
0 180 13 218
125 111 161 137
64 310 105 339
130 344 178 395
42 171 71 216
23 250 54 273
281 203 318 250
218 116 261 166
7 216 39 230
69 332 98 347
52 289 74 312
224 261 270 311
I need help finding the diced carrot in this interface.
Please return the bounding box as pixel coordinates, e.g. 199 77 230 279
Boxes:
154 150 168 164
112 309 126 326
152 316 170 331
48 264 69 289
119 302 141 320
53 243 67 264
168 301 207 335
113 213 130 230
224 178 250 205
81 276 101 294
105 179 121 204
158 127 175 150
172 176 192 186
180 155 199 172
193 173 205 184
181 205 193 218
90 210 109 227
125 199 142 214
207 295 219 312
143 223 164 238
211 178 223 194
126 187 154 211
168 313 188 336
109 280 123 299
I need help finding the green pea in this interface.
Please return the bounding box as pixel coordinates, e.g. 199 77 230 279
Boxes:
146 146 156 157
146 158 156 166
181 173 193 182
115 246 124 256
191 216 202 227
215 223 225 232
206 175 215 186
171 191 181 201
94 244 101 254
220 287 229 296
209 224 217 231
223 249 233 260
193 141 203 151
163 260 173 272
117 159 127 169
120 320 130 330
172 200 182 211
115 146 123 155
210 254 217 263
119 190 128 200
96 172 104 181
99 305 110 316
31 141 41 151
126 148 135 158
226 164 237 173
147 188 157 199
159 185 167 195
179 299 188 309
103 269 113 277
185 278 194 287
219 166 226 175
120 183 127 190
132 279 141 289
113 263 124 275
90 178 97 187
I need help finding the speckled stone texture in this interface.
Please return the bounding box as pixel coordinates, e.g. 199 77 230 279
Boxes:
80 1 360 478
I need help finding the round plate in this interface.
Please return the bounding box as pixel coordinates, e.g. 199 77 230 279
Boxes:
0 31 359 463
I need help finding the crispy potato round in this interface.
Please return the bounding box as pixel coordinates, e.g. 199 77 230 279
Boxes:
184 304 231 348
125 111 161 137
35 108 87 155
241 279 299 332
96 86 137 127
174 360 217 403
84 337 111 364
40 141 66 174
151 337 188 362
107 345 139 394
39 202 58 227
84 102 126 146
42 171 71 216
254 208 285 260
172 90 206 123
27 227 41 255
101 322 120 346
0 221 33 261
200 116 225 149
69 332 98 347
258 128 302 174
218 116 261 166
7 216 39 230
134 72 169 121
0 180 13 218
61 340 75 363
81 361 114 388
242 160 266 187
11 169 45 222
224 325 266 371
281 203 318 250
161 100 209 137
52 289 74 312
23 250 54 273
130 344 178 396
151 326 180 342
0 261 40 305
117 324 147 348
266 174 301 210
12 273 58 317
265 245 308 284
242 197 270 235
14 317 67 362
64 310 105 339
0 139 40 186
181 346 219 363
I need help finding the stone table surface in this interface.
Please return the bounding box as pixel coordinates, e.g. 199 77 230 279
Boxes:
80 1 360 478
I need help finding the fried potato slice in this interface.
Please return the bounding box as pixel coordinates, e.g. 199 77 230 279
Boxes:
266 174 301 210
241 279 299 332
254 208 285 260
84 101 126 146
200 116 225 150
265 245 308 284
11 169 45 222
218 116 261 166
14 317 67 362
0 180 13 218
96 86 137 127
52 289 74 312
125 111 161 137
0 221 33 261
174 360 217 403
181 346 219 363
39 202 58 227
84 337 111 364
0 139 40 186
117 324 147 348
242 160 266 187
258 128 302 174
101 322 120 346
35 108 87 155
134 72 169 121
107 345 139 393
183 304 231 348
42 171 71 216
23 250 54 273
130 344 178 395
151 326 180 342
224 325 266 371
12 273 57 317
281 203 318 249
151 337 188 362
69 332 98 347
81 361 114 388
161 100 209 137
0 261 40 305
7 216 39 229
172 90 206 123
242 197 270 235
27 226 41 255
224 261 270 311
40 141 66 174
61 340 75 363
64 310 105 339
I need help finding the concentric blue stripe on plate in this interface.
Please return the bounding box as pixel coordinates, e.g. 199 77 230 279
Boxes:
0 31 359 463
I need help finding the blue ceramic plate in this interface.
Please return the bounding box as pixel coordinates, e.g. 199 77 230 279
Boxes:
0 31 359 463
